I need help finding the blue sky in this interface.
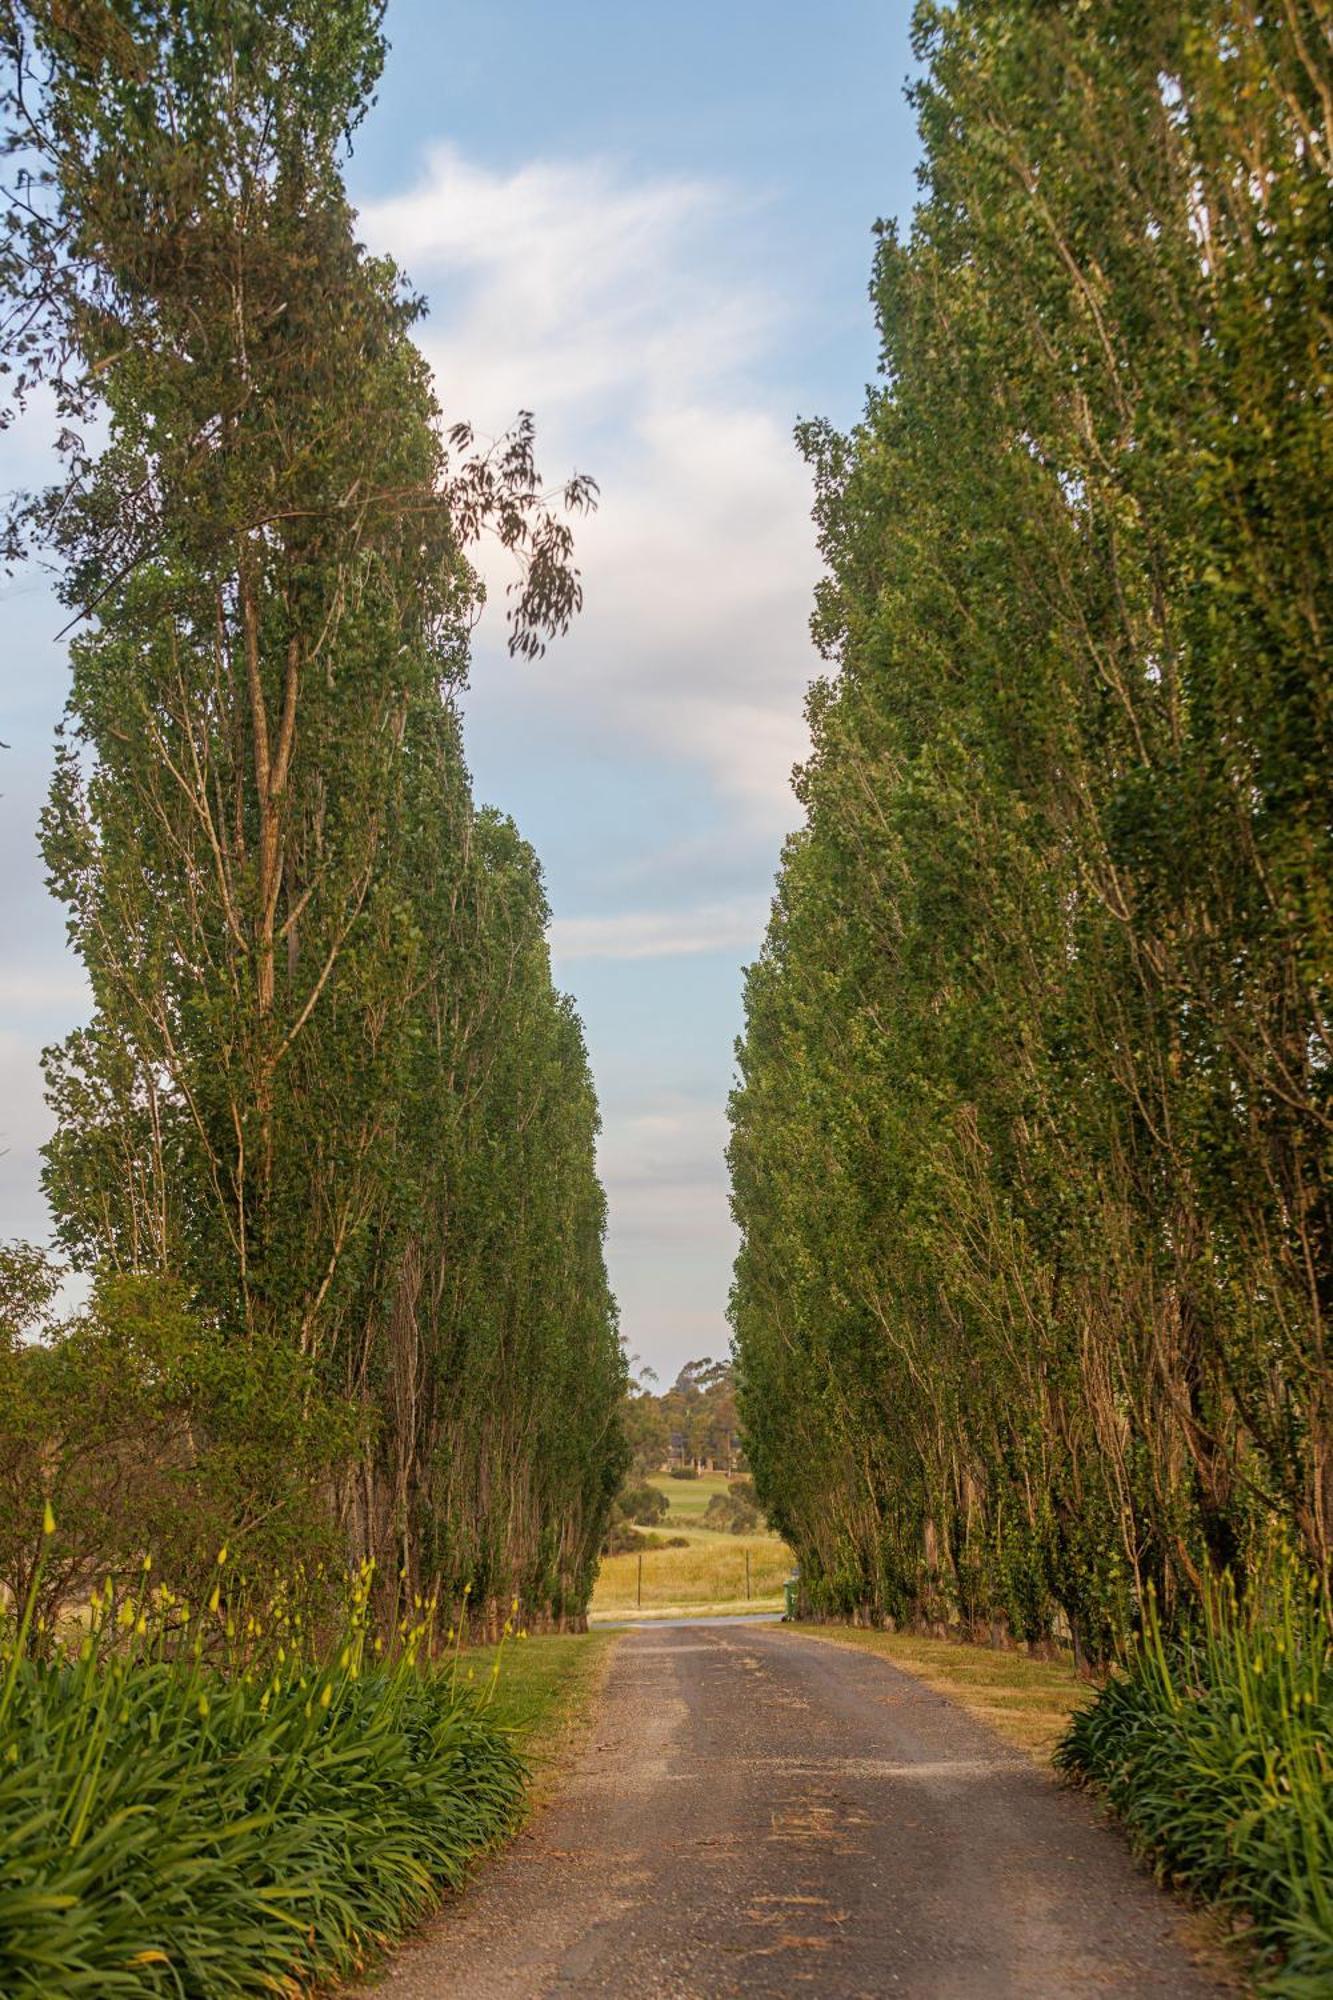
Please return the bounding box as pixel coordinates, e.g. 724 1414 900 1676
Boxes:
0 1 921 1385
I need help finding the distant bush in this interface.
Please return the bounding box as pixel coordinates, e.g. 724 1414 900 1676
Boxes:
621 1482 668 1526
669 1464 698 1480
599 1479 670 1557
702 1484 763 1535
603 1522 647 1555
1058 1563 1332 1996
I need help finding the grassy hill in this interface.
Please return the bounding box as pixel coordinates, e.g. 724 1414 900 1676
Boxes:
590 1471 792 1620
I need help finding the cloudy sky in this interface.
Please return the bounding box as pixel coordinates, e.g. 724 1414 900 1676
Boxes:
0 0 920 1385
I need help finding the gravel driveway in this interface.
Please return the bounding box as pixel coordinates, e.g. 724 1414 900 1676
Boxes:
354 1620 1230 1999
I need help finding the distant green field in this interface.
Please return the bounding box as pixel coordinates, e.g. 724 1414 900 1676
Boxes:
643 1469 734 1521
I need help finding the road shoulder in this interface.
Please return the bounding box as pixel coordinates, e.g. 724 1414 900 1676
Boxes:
780 1622 1248 1990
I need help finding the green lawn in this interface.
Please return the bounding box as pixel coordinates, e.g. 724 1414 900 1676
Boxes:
465 1630 619 1799
643 1469 734 1521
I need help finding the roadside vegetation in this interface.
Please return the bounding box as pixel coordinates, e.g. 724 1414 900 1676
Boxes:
0 1 623 1988
471 1629 618 1755
0 1550 531 1998
728 0 1332 1975
0 0 624 1633
1059 1565 1333 1997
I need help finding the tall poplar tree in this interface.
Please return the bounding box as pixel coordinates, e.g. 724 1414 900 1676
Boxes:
2 0 624 1622
731 0 1331 1653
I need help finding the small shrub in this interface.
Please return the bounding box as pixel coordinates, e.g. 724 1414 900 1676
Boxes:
0 1556 526 1996
600 1479 669 1556
621 1481 668 1527
1057 1560 1333 1997
703 1487 763 1534
603 1521 649 1555
669 1464 698 1480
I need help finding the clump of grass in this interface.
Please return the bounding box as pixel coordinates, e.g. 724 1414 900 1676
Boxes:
0 1540 525 1996
1057 1559 1333 1996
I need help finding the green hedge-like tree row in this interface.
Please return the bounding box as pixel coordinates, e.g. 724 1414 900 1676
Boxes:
730 0 1331 1658
1 0 626 1630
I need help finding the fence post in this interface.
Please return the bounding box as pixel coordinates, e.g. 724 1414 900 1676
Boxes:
637 1550 643 1609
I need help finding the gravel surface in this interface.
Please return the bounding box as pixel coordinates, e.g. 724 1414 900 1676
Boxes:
352 1621 1231 1998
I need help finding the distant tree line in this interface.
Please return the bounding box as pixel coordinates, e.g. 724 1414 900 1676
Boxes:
730 0 1330 1658
623 1358 744 1476
0 0 626 1631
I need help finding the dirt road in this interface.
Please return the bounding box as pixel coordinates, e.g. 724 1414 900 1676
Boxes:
358 1620 1229 1999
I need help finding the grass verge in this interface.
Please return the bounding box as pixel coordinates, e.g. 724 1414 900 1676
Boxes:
465 1628 618 1806
789 1623 1091 1759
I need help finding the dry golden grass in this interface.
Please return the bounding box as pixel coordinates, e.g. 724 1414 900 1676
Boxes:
794 1626 1093 1759
591 1531 791 1614
591 1467 793 1617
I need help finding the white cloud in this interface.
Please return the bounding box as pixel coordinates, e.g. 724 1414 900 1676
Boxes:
550 896 767 963
362 146 770 423
359 146 819 831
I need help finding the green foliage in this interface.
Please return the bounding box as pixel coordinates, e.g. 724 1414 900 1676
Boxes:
0 0 625 1629
729 0 1332 1655
622 1356 743 1476
0 1250 353 1630
0 1565 525 1997
599 1480 667 1555
702 1482 763 1535
623 1484 669 1528
1058 1564 1333 1996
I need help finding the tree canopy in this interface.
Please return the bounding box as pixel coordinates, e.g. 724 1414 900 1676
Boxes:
730 0 1332 1656
1 0 625 1630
